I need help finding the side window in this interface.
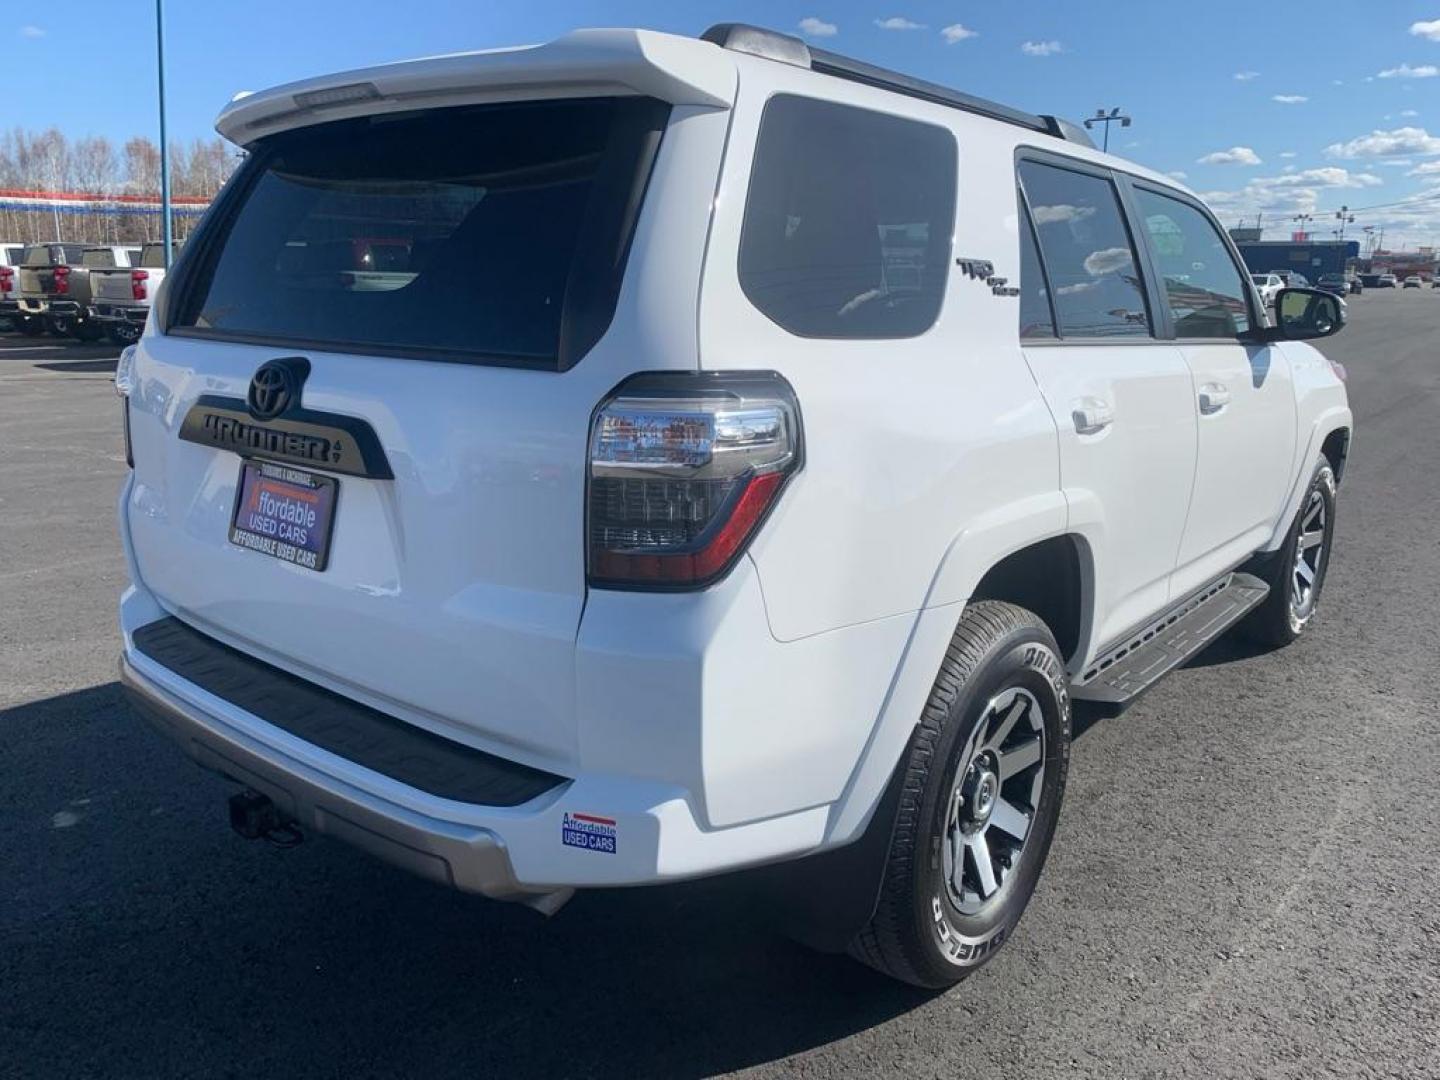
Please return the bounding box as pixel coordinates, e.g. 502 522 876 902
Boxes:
1018 203 1055 339
1017 160 1151 338
739 94 956 339
1132 188 1252 338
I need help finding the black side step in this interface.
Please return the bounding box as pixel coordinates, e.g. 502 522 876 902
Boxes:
1071 572 1269 707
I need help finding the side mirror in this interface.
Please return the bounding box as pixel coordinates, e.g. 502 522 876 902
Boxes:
1267 287 1345 341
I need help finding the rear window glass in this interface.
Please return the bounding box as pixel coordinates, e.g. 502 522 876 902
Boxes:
140 245 174 269
171 97 669 368
738 94 956 339
82 249 117 268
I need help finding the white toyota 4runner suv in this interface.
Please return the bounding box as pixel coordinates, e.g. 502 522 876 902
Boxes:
117 24 1352 988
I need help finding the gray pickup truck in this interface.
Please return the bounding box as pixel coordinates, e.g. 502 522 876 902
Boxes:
16 243 138 339
90 241 181 345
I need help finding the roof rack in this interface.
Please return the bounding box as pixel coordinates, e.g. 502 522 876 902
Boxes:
700 23 1095 150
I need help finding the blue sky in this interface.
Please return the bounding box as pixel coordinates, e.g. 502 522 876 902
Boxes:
12 1 1440 248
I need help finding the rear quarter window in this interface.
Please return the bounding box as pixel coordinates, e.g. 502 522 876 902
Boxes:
169 96 670 369
738 94 957 339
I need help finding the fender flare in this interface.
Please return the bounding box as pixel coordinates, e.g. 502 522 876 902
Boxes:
1264 405 1352 551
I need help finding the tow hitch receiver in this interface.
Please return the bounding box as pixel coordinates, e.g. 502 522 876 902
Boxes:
228 789 304 847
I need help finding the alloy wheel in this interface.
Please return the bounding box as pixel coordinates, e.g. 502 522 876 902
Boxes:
1291 489 1326 617
942 686 1047 916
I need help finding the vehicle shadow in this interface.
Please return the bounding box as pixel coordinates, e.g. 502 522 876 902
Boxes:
3 683 936 1079
33 357 120 373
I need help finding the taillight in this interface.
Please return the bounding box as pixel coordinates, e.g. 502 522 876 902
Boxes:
587 372 802 589
53 265 71 295
131 269 149 301
0 266 12 295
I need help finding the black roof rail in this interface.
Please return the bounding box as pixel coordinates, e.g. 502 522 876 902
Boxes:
700 22 1095 149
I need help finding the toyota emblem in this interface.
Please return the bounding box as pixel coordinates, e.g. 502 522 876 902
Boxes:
246 357 310 420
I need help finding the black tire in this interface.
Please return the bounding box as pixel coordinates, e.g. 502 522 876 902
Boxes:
106 324 141 347
1243 458 1337 647
15 316 45 337
71 320 104 342
46 317 71 337
850 601 1071 988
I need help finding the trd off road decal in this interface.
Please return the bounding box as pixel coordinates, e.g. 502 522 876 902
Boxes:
562 812 617 854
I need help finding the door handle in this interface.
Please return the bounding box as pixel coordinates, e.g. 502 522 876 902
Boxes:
1071 397 1114 435
1198 383 1231 415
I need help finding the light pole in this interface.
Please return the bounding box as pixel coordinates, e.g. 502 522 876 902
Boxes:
1082 107 1131 153
156 0 172 269
1334 206 1355 241
1292 213 1314 240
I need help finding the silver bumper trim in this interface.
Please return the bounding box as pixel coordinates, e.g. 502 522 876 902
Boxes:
120 653 546 903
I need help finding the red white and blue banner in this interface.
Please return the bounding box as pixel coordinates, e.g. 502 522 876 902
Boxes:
0 188 211 218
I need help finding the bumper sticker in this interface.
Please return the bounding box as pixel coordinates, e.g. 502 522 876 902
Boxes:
562 812 617 855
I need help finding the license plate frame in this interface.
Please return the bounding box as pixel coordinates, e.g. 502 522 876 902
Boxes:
229 460 339 572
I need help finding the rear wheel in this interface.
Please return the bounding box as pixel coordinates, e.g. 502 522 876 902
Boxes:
850 601 1071 988
106 323 142 346
15 316 44 337
46 317 71 337
1244 458 1337 647
72 320 104 342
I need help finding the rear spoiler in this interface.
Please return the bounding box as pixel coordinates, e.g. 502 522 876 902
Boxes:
216 29 737 146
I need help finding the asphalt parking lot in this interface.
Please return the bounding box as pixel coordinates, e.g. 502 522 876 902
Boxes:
3 291 1438 1079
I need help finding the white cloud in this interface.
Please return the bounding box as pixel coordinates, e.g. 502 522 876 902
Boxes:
1082 247 1133 276
19 24 45 38
1408 161 1440 177
1378 63 1438 79
1380 159 1414 167
1325 126 1440 158
1198 146 1263 166
875 16 925 30
1410 19 1440 42
1021 40 1063 57
1167 170 1189 180
1272 94 1308 104
941 23 978 43
1400 109 1420 117
1233 71 1260 81
797 16 837 37
1031 203 1096 226
1264 167 1382 189
1279 151 1297 158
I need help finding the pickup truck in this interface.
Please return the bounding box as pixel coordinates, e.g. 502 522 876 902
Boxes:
0 242 26 331
17 244 138 340
90 241 182 345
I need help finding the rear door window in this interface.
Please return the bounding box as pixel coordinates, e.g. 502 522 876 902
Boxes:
1018 160 1152 338
170 97 670 369
738 94 956 339
1018 203 1055 339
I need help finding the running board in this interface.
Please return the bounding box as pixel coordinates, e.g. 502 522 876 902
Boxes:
1071 572 1269 707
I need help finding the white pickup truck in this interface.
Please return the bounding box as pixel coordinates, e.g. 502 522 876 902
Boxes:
90 241 181 345
0 241 26 330
117 23 1353 988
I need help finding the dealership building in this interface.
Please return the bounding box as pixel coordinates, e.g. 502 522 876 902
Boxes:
1230 237 1360 280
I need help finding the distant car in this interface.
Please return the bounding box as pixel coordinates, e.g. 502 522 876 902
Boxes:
1277 271 1310 289
1250 272 1284 305
1316 274 1349 298
90 241 183 345
1402 275 1422 289
1377 274 1398 288
0 241 26 331
1346 276 1363 295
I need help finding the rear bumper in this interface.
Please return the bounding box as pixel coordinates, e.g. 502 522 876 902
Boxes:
94 304 149 324
121 651 536 900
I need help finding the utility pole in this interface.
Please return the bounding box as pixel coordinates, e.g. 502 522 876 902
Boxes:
1334 206 1355 241
156 0 173 269
1292 212 1314 240
1082 107 1131 153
